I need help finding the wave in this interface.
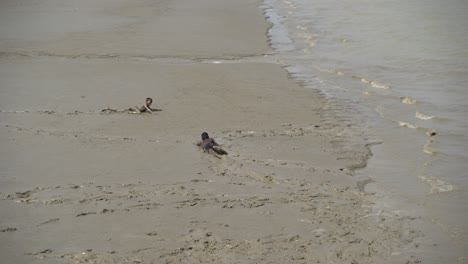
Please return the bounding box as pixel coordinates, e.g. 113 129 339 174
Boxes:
316 67 344 76
296 24 308 31
370 81 390 89
398 121 418 129
423 141 436 155
400 96 417 104
352 76 390 89
415 111 434 120
398 122 438 138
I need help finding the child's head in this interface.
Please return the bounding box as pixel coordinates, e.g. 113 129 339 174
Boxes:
146 97 153 107
201 132 209 140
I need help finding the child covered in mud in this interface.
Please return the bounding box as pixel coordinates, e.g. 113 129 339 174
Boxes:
134 97 161 113
101 97 161 114
197 132 228 156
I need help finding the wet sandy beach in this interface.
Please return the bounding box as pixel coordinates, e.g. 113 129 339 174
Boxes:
0 0 436 263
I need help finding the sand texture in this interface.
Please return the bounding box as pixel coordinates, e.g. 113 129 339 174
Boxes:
0 0 430 263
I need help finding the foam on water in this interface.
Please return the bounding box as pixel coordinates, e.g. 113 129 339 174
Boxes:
423 141 436 155
398 121 418 129
418 174 454 194
358 77 390 89
415 111 434 120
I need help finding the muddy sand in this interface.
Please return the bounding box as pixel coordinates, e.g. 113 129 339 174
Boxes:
1 0 429 263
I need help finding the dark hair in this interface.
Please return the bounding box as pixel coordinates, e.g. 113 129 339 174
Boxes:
146 97 153 102
201 132 209 140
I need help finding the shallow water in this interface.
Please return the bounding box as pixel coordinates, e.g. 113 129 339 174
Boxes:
263 0 468 259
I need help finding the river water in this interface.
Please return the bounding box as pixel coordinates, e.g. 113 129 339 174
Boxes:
262 0 468 261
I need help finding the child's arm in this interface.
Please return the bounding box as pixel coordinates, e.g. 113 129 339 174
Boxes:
144 105 153 113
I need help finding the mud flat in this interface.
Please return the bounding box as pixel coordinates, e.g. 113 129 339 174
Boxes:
0 0 427 263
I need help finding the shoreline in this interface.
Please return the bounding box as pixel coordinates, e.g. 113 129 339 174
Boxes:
261 0 468 263
0 0 430 263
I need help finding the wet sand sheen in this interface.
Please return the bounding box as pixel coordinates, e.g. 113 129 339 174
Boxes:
0 0 429 263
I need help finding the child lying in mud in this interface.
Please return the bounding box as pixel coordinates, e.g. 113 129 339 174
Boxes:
197 132 228 156
101 97 161 114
